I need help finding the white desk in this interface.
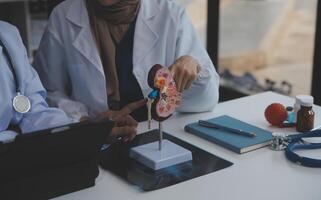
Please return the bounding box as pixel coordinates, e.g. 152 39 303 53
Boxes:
56 92 321 200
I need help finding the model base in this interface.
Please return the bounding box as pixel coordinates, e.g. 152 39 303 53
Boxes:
130 140 193 170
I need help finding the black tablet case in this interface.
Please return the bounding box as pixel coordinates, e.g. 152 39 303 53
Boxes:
0 119 113 200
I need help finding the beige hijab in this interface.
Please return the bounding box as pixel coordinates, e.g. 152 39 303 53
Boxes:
86 0 140 110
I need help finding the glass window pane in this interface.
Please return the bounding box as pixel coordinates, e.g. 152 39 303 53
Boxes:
219 0 317 97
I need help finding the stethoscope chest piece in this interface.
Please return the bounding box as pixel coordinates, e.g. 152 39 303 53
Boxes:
13 93 31 114
270 132 289 151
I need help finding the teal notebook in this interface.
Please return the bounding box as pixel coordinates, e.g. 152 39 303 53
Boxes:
185 115 273 154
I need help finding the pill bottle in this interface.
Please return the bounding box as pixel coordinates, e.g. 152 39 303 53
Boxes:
296 96 315 132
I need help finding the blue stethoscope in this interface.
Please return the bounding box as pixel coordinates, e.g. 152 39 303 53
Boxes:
0 38 31 114
271 130 321 168
285 130 321 168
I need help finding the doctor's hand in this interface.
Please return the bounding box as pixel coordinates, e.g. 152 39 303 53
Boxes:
99 99 147 143
169 56 201 92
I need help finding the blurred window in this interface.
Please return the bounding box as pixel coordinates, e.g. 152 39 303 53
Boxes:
219 0 317 97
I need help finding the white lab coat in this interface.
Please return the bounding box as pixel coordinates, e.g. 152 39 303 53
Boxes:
0 21 74 143
33 0 220 120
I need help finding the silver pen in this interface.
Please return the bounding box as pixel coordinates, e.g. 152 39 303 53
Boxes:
198 120 256 137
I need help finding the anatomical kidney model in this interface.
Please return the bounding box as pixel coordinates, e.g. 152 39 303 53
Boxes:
147 64 181 122
129 64 192 171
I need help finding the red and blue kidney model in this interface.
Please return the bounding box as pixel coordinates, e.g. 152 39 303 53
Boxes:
148 64 181 122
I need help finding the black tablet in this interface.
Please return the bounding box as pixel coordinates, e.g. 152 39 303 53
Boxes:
0 118 114 183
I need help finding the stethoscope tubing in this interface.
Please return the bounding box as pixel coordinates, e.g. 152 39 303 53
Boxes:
0 37 31 114
0 38 20 94
285 129 321 168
